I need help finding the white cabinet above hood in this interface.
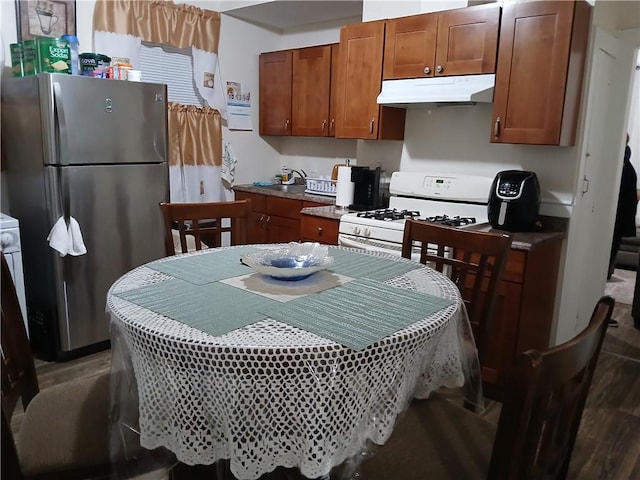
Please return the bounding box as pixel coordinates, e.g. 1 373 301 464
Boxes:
376 74 495 107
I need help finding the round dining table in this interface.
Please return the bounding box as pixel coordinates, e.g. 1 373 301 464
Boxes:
106 244 480 480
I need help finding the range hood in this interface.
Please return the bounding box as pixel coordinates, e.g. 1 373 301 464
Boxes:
376 74 495 107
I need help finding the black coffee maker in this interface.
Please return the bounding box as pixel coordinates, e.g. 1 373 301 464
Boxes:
350 166 386 211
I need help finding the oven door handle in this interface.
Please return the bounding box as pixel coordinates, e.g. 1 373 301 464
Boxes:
338 234 370 250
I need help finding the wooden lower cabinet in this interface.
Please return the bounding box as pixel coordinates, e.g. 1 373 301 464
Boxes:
463 238 563 401
301 214 339 244
235 191 333 244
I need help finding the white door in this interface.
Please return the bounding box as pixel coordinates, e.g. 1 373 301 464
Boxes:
555 28 636 344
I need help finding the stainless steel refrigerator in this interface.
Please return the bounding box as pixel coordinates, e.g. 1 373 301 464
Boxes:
1 73 168 360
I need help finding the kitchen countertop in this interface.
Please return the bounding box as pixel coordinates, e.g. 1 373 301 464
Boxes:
233 184 337 205
466 216 568 252
234 185 567 252
300 205 355 220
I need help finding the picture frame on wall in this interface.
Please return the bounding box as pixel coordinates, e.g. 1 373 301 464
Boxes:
16 0 76 41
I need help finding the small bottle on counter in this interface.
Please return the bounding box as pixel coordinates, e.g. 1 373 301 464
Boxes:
281 166 293 184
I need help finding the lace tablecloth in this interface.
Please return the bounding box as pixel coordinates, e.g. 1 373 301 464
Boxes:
106 246 479 480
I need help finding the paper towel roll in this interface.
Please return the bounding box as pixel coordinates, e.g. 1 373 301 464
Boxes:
335 166 354 208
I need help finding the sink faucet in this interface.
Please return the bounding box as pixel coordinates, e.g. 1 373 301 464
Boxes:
290 169 307 185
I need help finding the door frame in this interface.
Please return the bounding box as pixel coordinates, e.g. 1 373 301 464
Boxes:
553 27 636 345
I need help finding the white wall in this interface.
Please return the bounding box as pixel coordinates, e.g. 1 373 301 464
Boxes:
362 0 468 21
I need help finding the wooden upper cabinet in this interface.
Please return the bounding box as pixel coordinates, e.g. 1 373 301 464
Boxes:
491 1 591 146
383 3 500 79
335 21 405 140
435 4 500 77
292 45 332 137
383 13 438 79
259 50 292 136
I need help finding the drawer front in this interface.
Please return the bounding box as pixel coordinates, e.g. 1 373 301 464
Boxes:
301 215 339 244
266 196 302 219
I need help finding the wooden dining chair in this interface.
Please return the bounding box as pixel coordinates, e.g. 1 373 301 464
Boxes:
355 295 615 480
160 200 252 256
401 219 512 365
0 253 112 480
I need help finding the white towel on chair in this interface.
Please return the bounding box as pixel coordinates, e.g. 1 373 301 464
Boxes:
47 216 87 256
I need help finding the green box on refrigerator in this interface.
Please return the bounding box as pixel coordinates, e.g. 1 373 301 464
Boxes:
35 37 71 74
9 43 24 77
22 40 37 75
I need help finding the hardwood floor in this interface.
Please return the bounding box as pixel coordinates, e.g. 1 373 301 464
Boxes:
12 299 640 479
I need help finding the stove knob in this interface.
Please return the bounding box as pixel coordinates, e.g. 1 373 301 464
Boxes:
0 233 14 249
353 227 360 235
364 228 371 237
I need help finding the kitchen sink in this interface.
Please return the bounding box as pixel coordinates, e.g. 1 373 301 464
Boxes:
262 184 307 194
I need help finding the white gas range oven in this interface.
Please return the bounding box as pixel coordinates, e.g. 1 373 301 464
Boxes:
338 171 495 257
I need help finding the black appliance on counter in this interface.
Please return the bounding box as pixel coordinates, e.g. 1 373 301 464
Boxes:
350 166 388 211
488 170 540 232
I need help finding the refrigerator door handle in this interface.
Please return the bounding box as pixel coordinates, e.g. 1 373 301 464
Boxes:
53 82 71 226
60 173 71 227
52 82 69 167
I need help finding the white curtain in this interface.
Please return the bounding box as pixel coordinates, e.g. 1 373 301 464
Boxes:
93 0 228 203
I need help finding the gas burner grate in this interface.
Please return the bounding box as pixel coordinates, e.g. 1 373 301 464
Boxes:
357 209 421 221
423 215 477 227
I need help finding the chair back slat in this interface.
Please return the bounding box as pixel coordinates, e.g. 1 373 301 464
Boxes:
1 253 39 416
489 295 614 479
401 220 512 364
160 200 252 256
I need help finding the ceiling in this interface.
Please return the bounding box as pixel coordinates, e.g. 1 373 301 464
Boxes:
223 0 363 31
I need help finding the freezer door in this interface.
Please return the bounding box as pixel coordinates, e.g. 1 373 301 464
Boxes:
40 73 167 166
46 163 168 351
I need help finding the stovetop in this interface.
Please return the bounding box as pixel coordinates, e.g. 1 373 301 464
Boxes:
356 209 420 221
354 209 477 227
422 215 477 227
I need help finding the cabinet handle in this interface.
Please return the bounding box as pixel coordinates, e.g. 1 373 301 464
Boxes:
317 227 323 234
423 66 431 75
369 117 375 135
322 119 327 133
494 117 501 138
266 215 271 223
436 65 443 73
284 119 290 132
330 118 335 135
259 214 265 222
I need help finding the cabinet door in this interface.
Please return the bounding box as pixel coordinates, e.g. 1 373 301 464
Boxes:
259 50 292 136
235 192 267 244
383 13 438 79
435 4 499 76
267 215 301 243
335 21 383 139
292 46 332 137
335 21 405 140
491 1 590 145
328 43 340 137
481 280 522 400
